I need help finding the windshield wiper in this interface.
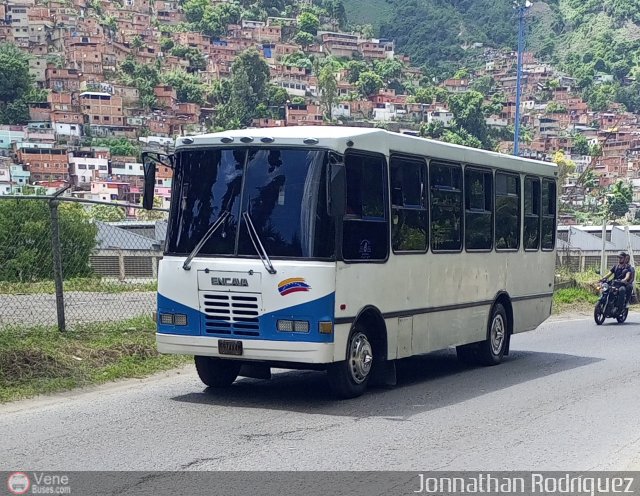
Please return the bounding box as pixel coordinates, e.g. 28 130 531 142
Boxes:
242 211 277 274
182 210 230 270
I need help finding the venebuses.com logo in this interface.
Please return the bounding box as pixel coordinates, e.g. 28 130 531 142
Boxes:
6 472 71 494
7 472 30 495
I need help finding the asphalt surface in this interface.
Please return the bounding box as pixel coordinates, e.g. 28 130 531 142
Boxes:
0 291 155 326
1 314 640 471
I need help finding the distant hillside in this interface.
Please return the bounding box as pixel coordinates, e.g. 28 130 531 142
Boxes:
344 0 640 102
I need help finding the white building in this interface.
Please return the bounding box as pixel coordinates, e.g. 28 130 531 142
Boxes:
54 122 82 138
69 156 109 185
111 162 144 177
0 165 11 195
428 109 454 127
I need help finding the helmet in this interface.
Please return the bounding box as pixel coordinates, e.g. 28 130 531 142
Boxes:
619 251 628 257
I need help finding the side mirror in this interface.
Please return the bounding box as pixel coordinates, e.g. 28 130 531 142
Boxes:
328 160 345 218
141 151 173 210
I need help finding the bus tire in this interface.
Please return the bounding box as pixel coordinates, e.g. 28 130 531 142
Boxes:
477 303 508 366
194 356 241 388
327 326 373 399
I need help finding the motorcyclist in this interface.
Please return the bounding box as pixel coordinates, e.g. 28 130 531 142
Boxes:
601 251 632 311
624 253 635 305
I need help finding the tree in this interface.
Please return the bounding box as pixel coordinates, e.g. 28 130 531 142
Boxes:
607 181 633 220
138 197 167 220
470 75 494 96
572 133 590 156
92 137 140 157
318 66 337 120
162 69 205 104
447 90 491 148
130 35 144 52
326 0 347 29
0 200 97 282
160 37 175 52
199 2 242 37
374 58 404 82
281 51 312 70
0 43 36 125
410 86 435 104
89 204 126 222
553 150 576 190
357 71 383 98
297 12 319 35
345 60 368 84
293 31 315 48
183 0 208 23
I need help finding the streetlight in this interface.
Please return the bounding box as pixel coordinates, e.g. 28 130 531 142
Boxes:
513 0 532 156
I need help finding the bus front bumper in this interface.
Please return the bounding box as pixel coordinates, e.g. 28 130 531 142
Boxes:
156 333 336 364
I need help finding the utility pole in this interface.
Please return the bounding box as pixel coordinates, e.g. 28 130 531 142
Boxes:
513 0 531 156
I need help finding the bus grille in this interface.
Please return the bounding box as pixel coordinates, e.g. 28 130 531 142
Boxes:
200 292 261 337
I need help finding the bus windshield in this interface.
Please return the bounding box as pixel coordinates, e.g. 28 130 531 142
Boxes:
166 147 335 259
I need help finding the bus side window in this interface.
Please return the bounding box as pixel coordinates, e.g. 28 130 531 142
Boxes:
390 156 427 253
464 167 492 251
541 179 557 250
495 171 520 251
342 152 388 261
524 176 541 251
430 161 462 252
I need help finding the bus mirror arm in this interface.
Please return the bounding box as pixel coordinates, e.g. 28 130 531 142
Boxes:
328 163 346 218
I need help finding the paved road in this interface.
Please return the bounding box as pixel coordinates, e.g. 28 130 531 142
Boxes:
0 291 155 327
1 315 639 471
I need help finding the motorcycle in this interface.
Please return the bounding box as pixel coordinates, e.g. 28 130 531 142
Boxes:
594 280 629 325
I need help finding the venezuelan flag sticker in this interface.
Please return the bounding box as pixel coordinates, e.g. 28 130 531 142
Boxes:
278 278 311 296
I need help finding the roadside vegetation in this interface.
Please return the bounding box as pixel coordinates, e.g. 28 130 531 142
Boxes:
553 288 599 315
553 268 607 314
0 277 157 295
0 317 188 403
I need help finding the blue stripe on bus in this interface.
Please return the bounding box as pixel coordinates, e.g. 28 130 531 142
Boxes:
157 292 335 342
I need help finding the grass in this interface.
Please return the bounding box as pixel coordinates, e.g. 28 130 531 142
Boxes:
552 287 599 314
0 316 189 403
0 277 157 295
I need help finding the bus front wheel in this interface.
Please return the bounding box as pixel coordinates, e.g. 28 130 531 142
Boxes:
194 356 241 388
327 326 373 399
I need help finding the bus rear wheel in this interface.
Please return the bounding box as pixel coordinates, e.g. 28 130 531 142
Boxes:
476 303 508 366
194 356 241 388
327 326 373 399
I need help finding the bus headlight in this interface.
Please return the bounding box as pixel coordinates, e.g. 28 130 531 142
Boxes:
293 320 310 332
159 313 188 326
173 314 188 326
277 320 310 333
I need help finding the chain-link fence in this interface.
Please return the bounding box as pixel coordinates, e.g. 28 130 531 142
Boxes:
556 250 625 274
0 194 167 330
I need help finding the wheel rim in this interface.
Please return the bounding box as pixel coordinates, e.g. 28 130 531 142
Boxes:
490 314 505 356
348 332 373 384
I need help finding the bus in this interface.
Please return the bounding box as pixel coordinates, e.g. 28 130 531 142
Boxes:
142 126 557 399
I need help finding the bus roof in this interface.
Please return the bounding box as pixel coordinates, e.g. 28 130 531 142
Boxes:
177 126 557 177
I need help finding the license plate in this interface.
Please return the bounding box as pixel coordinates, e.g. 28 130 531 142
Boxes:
218 339 243 356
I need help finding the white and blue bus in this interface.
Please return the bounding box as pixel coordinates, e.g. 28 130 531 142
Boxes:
142 126 557 398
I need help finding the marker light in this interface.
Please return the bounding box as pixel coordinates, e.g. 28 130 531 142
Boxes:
319 322 333 334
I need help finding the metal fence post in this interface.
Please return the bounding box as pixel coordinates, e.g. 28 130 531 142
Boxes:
49 198 66 332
